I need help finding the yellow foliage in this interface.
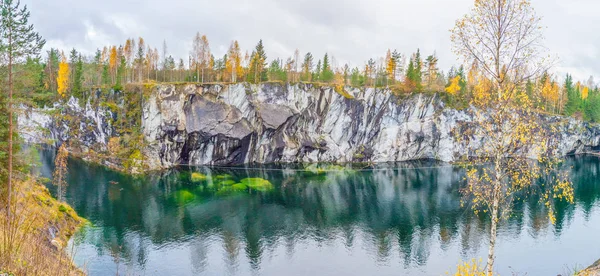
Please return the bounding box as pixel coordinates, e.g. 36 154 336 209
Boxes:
385 49 396 80
473 76 492 104
445 76 462 95
109 45 118 71
56 53 69 97
582 86 589 100
541 77 559 105
450 259 491 276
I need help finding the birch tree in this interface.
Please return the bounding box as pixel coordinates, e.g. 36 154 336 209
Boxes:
451 0 572 274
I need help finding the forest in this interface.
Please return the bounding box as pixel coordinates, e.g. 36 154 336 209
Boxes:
19 34 600 122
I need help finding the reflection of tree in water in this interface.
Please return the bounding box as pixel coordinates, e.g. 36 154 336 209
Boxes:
41 151 600 274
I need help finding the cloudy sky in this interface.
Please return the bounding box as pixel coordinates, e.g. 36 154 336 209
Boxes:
28 0 600 82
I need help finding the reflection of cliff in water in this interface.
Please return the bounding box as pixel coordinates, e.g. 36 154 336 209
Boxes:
39 151 600 272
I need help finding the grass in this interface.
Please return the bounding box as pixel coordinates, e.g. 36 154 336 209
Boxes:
0 177 87 275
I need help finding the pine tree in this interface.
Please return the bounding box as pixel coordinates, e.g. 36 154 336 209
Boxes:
564 74 582 116
93 49 102 85
72 54 83 98
0 0 45 254
247 40 267 83
44 48 59 92
414 49 423 91
321 53 334 82
314 59 321 82
68 48 77 92
301 52 313 82
405 58 416 90
585 88 600 122
115 55 126 90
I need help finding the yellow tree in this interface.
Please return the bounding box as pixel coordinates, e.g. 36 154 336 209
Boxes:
581 86 589 100
451 0 572 274
445 76 462 95
541 76 559 112
385 49 396 84
109 45 118 84
124 38 133 82
226 40 242 82
57 52 69 97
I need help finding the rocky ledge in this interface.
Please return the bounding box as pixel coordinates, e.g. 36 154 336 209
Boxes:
18 83 600 172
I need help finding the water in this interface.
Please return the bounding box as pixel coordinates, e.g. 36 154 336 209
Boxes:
37 150 600 276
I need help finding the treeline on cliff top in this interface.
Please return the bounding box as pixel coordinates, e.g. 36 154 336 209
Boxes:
13 34 600 122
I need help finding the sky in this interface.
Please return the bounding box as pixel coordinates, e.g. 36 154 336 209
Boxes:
27 0 600 83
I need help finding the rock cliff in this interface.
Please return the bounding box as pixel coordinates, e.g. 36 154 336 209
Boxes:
19 83 600 172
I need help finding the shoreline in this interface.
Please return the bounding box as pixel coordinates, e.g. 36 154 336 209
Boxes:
1 179 87 275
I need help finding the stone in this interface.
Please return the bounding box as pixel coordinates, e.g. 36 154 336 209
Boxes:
18 83 600 172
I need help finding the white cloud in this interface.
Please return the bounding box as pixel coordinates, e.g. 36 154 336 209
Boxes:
29 0 600 82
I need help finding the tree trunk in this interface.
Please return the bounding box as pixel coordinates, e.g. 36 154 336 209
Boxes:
7 47 13 219
487 195 499 275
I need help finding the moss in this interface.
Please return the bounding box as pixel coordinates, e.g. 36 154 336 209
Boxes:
191 172 208 182
334 84 355 99
58 204 67 212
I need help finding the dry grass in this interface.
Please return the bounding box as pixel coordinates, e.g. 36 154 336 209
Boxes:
0 177 86 275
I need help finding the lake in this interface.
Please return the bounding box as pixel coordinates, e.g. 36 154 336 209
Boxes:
37 150 600 276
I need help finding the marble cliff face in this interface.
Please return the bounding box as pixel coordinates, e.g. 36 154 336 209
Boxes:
19 83 600 171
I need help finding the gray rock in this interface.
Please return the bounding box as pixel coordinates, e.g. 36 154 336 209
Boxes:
18 83 600 171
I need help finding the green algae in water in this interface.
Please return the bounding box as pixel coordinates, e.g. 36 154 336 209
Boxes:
215 174 233 180
304 164 354 175
191 172 208 182
174 190 196 204
240 178 273 192
231 183 248 191
218 180 236 186
215 183 248 196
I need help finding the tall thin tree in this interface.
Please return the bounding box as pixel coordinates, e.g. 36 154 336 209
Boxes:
0 0 45 260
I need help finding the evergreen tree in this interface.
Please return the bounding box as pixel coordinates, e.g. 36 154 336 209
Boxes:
72 54 83 98
301 52 313 82
115 55 126 90
93 49 102 85
268 58 287 81
44 48 59 92
585 88 600 122
564 74 582 116
0 0 45 251
405 58 416 90
413 49 423 91
246 40 267 83
102 64 110 86
321 53 334 82
314 59 321 82
350 67 363 87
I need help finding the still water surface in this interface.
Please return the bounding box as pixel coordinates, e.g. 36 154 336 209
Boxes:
38 151 600 276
